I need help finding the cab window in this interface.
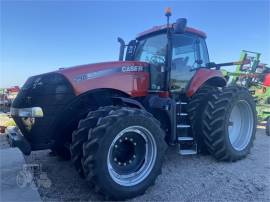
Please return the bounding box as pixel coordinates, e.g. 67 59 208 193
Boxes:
170 34 197 91
198 37 210 67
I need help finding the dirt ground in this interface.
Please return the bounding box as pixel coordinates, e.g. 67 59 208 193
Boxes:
1 129 270 201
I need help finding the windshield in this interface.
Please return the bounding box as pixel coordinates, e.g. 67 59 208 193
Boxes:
134 34 167 65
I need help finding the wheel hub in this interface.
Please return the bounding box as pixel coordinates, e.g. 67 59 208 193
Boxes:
111 134 146 174
228 100 254 151
107 126 157 186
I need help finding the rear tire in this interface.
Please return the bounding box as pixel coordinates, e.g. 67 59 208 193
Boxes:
70 106 119 178
187 85 218 153
82 107 167 200
202 86 257 161
266 117 270 136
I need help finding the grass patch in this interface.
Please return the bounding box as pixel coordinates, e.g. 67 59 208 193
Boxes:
0 114 16 127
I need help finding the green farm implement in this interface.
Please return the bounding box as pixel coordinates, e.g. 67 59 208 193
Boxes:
222 50 270 135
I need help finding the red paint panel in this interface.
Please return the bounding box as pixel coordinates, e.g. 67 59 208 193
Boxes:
158 91 170 98
187 68 226 97
57 61 149 97
264 73 270 86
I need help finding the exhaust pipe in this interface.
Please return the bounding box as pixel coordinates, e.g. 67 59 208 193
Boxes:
117 37 125 61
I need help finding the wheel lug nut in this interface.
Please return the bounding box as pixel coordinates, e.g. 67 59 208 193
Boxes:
114 158 117 162
125 137 128 140
124 163 127 166
133 155 136 158
134 142 136 146
114 145 118 148
118 162 121 165
130 138 133 142
119 139 122 143
129 160 132 163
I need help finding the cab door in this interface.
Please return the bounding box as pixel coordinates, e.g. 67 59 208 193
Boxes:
170 34 209 92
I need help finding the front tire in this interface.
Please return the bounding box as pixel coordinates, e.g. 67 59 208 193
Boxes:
82 107 167 200
70 106 119 178
202 86 257 161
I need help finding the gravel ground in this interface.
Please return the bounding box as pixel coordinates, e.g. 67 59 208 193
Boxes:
1 129 270 201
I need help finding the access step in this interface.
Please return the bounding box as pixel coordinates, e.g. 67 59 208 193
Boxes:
177 124 191 128
177 113 188 116
178 136 194 141
179 149 197 155
176 101 187 105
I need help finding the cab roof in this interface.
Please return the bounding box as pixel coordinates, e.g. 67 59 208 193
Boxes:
137 24 207 39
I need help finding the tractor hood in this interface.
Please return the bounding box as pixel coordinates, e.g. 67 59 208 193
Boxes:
57 61 150 97
12 61 148 150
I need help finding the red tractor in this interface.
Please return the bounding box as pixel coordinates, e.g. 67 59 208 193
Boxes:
8 9 257 200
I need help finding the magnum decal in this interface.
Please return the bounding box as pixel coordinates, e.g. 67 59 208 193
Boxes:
74 66 145 82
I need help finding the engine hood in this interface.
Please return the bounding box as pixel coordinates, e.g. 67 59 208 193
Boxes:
56 61 149 76
56 61 150 97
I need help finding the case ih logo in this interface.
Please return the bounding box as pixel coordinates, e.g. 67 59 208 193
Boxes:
74 66 144 82
121 66 144 72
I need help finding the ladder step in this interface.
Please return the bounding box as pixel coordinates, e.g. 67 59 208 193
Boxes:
178 137 194 141
179 149 197 155
177 113 188 116
177 124 191 128
176 102 187 105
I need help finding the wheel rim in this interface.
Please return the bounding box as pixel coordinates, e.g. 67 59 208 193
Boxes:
107 126 157 186
228 100 254 151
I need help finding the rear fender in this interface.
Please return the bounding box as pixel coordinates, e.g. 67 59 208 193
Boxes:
187 68 226 97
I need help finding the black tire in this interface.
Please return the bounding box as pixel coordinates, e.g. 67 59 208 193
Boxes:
202 86 257 161
70 106 119 178
82 107 167 200
266 117 270 136
187 85 218 153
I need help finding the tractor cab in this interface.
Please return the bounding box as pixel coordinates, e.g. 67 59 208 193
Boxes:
133 28 209 92
119 15 210 94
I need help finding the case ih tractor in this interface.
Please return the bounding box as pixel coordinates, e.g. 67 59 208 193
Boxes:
8 9 257 200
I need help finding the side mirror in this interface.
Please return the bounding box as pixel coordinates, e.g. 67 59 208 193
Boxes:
174 18 187 34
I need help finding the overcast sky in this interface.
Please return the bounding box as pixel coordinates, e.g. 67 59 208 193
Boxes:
1 0 270 87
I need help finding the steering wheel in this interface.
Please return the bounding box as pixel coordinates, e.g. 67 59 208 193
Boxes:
149 55 165 66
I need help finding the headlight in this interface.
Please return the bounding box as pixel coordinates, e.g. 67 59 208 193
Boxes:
11 107 44 118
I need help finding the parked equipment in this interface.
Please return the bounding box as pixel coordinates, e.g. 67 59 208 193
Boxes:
0 86 20 113
222 50 270 136
8 9 257 199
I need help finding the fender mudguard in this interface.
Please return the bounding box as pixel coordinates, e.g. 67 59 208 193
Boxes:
112 97 145 109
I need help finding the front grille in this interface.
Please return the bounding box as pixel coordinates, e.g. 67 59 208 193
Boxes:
12 73 75 149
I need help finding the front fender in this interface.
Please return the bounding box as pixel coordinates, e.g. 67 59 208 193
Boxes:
112 97 145 109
